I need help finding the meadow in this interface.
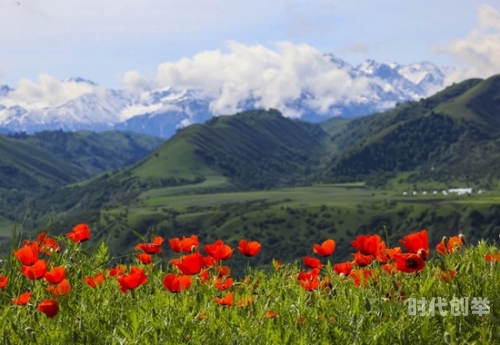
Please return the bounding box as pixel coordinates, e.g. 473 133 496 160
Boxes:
0 225 499 344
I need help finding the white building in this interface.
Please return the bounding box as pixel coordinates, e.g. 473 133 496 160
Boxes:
448 188 473 195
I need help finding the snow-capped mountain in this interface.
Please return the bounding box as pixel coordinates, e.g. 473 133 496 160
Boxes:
0 56 456 138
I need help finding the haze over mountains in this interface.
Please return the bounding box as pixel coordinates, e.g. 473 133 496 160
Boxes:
0 56 455 138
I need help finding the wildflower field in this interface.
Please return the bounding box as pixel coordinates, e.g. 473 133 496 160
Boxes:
0 225 499 344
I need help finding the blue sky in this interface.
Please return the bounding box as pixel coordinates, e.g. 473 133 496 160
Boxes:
0 0 499 88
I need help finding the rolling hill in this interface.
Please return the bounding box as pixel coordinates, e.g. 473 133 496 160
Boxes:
0 130 164 223
53 109 329 212
320 74 500 188
9 130 164 177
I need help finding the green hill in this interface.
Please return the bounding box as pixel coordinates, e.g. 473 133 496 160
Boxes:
0 130 164 223
320 74 500 188
55 109 329 212
8 130 164 177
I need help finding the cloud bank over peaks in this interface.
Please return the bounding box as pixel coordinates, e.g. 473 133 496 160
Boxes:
0 41 465 137
123 41 395 118
4 73 99 108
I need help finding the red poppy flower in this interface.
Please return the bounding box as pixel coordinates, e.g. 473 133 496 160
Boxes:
0 275 8 288
215 277 233 291
438 269 457 282
12 292 31 305
215 292 234 306
349 269 373 287
236 296 254 307
485 253 500 262
135 236 164 254
117 267 148 293
313 239 336 257
333 261 353 276
216 266 231 277
66 223 90 243
174 252 204 275
163 274 192 293
109 265 126 277
203 255 217 268
199 269 210 283
297 269 320 291
266 311 277 319
399 229 429 260
299 277 319 290
382 263 397 274
21 259 47 280
204 240 233 261
169 235 199 253
351 253 374 267
84 273 106 288
36 232 61 256
47 279 71 296
44 267 66 285
376 247 402 263
351 234 384 256
272 259 281 271
393 253 426 273
436 236 463 254
15 242 39 266
238 239 261 257
37 299 59 318
135 253 152 264
303 256 323 269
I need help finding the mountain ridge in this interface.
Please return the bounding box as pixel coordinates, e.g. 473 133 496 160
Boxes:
0 56 456 137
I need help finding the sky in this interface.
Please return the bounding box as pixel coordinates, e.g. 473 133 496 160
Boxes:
0 0 499 94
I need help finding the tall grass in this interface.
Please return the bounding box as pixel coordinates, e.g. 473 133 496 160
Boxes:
0 228 499 344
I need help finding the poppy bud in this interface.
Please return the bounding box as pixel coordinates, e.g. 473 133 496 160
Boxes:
364 298 371 312
458 234 466 246
442 236 449 253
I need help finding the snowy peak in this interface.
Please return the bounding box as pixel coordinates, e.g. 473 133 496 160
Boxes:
0 85 12 97
65 77 98 86
0 57 457 138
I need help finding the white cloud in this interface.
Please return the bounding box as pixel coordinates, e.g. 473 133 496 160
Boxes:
6 73 98 108
121 71 152 93
124 41 375 116
432 4 500 84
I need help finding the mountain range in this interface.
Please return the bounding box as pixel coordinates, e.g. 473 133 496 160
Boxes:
0 57 455 138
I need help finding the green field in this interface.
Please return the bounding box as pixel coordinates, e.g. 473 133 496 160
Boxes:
139 175 230 199
64 182 499 275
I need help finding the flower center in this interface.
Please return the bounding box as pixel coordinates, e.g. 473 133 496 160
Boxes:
406 258 418 269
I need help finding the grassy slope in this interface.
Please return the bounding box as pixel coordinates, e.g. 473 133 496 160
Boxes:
320 75 500 188
38 183 500 275
0 135 85 190
12 130 165 177
45 109 329 216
